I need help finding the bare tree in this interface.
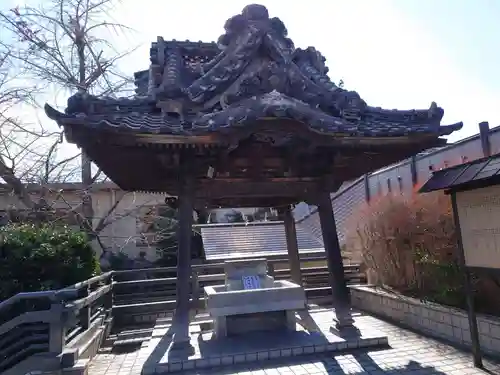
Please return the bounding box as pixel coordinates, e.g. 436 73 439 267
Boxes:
0 46 56 209
1 0 133 95
0 0 136 246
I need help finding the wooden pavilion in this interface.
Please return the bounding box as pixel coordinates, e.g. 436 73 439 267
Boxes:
45 4 462 351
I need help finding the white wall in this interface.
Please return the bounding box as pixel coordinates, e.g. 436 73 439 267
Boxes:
295 123 500 245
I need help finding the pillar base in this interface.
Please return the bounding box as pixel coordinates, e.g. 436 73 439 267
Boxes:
329 306 360 338
168 334 194 359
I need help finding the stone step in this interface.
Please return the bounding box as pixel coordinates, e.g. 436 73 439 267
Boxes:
114 337 150 347
142 310 389 374
117 328 154 338
143 331 389 374
155 313 211 326
151 320 214 338
112 327 156 347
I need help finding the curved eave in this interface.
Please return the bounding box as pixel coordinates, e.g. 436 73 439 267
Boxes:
44 93 463 140
45 103 66 122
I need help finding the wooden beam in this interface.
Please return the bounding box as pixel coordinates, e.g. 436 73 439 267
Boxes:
189 178 324 200
197 197 298 209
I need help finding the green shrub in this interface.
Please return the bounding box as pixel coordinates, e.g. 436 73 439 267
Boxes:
0 224 100 300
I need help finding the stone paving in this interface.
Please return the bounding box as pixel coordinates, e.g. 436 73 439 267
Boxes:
89 312 500 375
140 310 387 373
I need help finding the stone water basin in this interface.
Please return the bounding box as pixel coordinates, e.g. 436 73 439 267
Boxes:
204 280 306 338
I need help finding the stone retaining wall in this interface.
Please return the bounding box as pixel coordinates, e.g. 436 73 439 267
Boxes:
350 285 500 357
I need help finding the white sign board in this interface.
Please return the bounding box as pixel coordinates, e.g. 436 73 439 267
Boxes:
456 185 500 269
242 275 261 290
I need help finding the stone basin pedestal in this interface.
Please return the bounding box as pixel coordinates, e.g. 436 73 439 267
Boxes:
204 259 306 338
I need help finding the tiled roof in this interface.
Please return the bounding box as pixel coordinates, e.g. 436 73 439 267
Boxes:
44 4 462 141
420 153 500 193
133 70 149 95
45 92 462 138
196 221 324 261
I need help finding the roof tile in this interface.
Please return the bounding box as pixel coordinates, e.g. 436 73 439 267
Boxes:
44 5 462 141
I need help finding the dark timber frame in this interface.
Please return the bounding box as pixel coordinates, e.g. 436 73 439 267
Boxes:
46 4 461 352
279 206 302 286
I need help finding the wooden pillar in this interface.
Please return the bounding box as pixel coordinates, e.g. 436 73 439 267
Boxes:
279 205 303 286
317 191 354 331
170 171 195 353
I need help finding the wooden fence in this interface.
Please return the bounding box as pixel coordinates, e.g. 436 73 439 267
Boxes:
0 253 365 374
111 262 365 324
0 272 113 374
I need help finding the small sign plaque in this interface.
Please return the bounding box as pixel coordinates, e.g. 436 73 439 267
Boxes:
456 186 500 269
242 275 261 290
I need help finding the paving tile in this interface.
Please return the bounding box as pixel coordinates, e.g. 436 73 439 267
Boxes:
88 311 500 375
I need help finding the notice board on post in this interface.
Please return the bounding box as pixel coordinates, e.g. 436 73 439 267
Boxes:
455 185 500 270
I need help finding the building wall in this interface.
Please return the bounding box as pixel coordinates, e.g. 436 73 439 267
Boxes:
0 185 167 261
95 190 167 261
295 123 500 246
0 187 276 262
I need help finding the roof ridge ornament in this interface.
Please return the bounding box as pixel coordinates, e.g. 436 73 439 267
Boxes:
218 4 293 52
44 3 463 146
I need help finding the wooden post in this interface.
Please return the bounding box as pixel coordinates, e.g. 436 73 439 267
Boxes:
104 273 114 314
49 300 79 368
317 191 354 331
79 285 91 330
49 302 66 354
451 193 483 368
280 205 303 286
190 270 200 321
479 121 491 157
170 169 195 354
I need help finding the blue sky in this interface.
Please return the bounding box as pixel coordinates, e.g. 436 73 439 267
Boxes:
396 0 500 99
5 0 500 142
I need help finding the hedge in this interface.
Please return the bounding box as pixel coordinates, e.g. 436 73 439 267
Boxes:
0 224 100 300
